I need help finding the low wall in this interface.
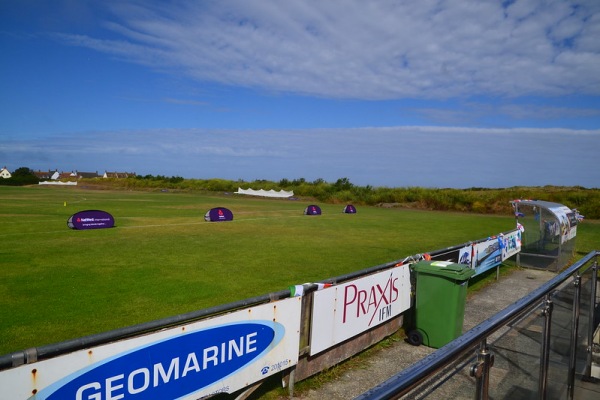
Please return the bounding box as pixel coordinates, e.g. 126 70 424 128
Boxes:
38 181 77 185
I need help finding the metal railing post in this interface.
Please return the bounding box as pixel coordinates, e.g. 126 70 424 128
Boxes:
567 274 581 400
584 261 598 380
353 252 598 400
471 339 494 400
539 295 553 400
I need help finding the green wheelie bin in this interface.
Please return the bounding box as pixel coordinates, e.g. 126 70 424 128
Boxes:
407 260 475 348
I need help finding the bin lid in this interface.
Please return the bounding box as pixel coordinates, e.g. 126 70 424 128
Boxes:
412 260 475 281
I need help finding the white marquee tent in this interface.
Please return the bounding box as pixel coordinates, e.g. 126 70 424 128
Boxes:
234 187 294 198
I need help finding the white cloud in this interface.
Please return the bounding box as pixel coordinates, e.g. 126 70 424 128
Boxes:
411 102 600 125
54 0 600 100
2 126 599 188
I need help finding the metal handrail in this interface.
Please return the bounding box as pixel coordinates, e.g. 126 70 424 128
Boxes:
354 250 599 400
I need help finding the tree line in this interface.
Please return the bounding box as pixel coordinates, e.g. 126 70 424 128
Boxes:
99 174 600 219
3 168 598 219
0 167 40 186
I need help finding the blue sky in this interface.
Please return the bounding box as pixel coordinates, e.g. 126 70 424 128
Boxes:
1 0 599 188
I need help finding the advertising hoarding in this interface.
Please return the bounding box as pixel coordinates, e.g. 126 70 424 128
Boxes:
501 230 522 260
304 205 321 215
204 207 234 222
0 297 301 400
67 210 115 230
548 205 577 243
309 266 411 356
457 230 522 276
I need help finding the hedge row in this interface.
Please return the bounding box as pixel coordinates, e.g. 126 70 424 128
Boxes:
76 176 599 220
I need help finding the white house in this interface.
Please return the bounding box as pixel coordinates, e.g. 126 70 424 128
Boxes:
0 166 11 179
33 170 60 180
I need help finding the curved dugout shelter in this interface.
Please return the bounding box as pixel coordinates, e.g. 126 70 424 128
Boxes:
511 199 580 271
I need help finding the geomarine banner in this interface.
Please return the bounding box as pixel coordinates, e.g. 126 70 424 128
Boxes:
0 297 301 400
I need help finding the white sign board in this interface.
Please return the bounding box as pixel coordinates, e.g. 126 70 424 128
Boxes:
501 230 522 260
310 266 411 356
0 297 302 400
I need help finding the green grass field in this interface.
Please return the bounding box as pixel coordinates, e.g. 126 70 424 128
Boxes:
1 185 598 355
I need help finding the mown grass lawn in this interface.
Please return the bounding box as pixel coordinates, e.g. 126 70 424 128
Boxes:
1 185 597 355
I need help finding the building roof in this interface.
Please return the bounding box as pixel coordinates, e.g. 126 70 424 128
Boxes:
77 171 100 179
104 171 136 178
32 170 57 179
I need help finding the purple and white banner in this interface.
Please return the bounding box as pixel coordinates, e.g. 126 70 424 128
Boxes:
67 210 114 230
309 265 411 356
204 207 234 222
0 297 301 400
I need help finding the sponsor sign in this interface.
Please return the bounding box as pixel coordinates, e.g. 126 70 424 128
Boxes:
0 297 301 400
457 230 522 275
343 204 357 214
548 205 576 243
501 230 522 260
309 266 411 356
472 238 502 274
67 210 115 230
204 207 234 222
304 205 321 215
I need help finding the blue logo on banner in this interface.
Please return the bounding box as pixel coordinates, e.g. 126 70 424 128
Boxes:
36 322 281 400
